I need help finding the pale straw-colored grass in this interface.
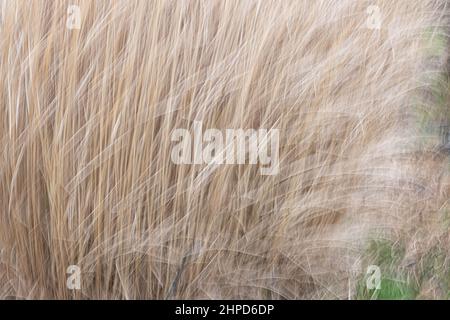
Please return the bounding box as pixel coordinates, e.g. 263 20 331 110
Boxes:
0 0 449 299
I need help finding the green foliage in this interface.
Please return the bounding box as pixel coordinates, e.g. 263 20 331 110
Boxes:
356 239 450 299
356 240 419 300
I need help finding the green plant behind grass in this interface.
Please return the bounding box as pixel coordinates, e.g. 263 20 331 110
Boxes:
356 240 419 299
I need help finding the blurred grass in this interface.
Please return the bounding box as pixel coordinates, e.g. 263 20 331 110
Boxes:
356 26 450 300
356 239 450 299
356 240 419 300
415 27 450 147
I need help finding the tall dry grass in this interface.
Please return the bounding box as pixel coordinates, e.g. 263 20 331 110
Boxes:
0 0 449 299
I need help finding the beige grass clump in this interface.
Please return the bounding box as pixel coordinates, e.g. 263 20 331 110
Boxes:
0 0 449 299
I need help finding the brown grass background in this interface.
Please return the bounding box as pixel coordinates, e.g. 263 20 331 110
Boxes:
0 0 449 299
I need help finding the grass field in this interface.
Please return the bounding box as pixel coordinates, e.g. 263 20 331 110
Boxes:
0 0 449 299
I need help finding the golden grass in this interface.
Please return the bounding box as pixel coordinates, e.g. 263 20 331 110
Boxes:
0 0 449 299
